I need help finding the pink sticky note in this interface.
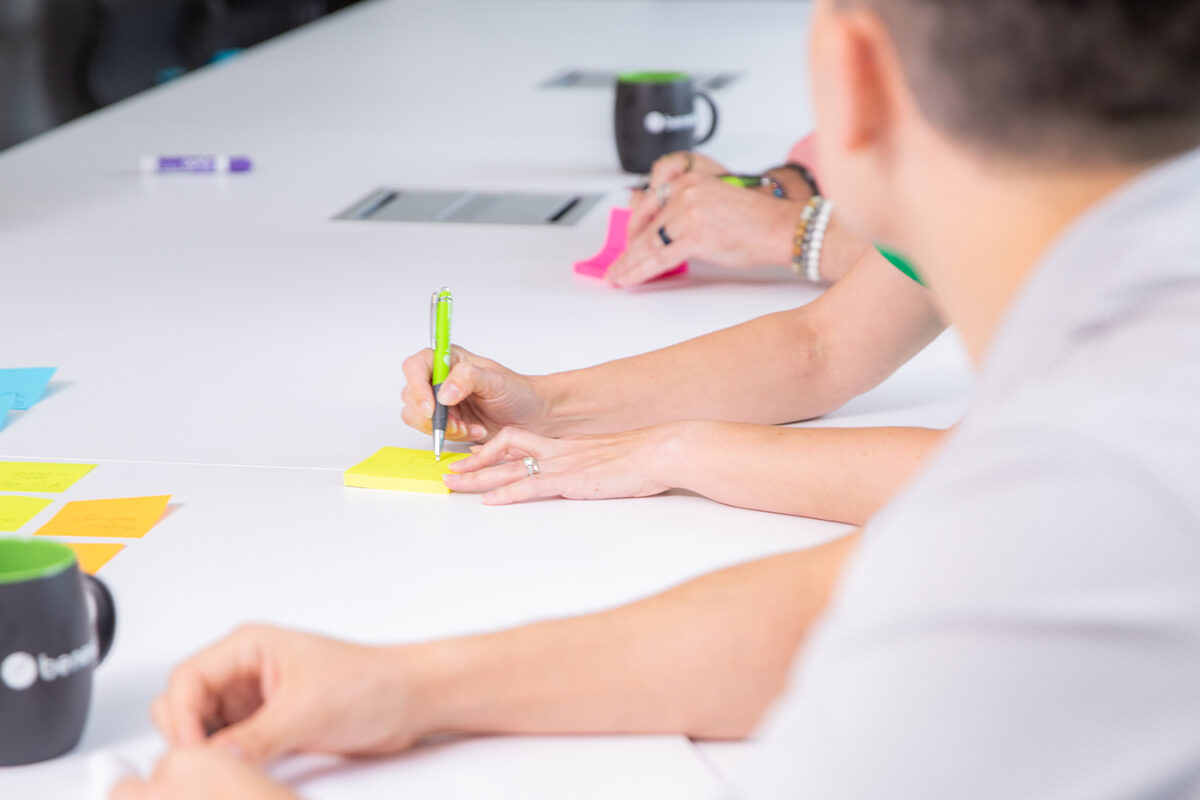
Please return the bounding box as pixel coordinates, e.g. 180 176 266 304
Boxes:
574 207 688 282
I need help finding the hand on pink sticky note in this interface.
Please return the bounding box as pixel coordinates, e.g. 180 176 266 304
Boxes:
574 207 688 284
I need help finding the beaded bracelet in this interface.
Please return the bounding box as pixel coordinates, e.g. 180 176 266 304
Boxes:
799 197 835 284
792 196 822 276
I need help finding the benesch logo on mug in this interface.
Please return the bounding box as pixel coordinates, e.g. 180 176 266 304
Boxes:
1 652 38 691
643 110 697 135
1 641 99 691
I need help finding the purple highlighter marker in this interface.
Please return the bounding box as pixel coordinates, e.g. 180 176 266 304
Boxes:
140 155 253 173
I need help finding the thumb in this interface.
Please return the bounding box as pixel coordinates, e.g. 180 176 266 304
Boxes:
210 702 299 765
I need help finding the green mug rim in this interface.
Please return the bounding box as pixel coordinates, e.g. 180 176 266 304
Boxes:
0 538 77 584
618 71 691 85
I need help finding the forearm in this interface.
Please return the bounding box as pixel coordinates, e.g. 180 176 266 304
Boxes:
401 538 858 741
538 252 944 439
668 421 945 525
539 308 838 436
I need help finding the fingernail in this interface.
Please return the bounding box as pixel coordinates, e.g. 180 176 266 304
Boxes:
421 401 433 418
443 473 460 483
469 425 487 440
437 383 460 404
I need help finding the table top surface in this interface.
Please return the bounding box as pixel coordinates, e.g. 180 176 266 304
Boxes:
0 0 970 795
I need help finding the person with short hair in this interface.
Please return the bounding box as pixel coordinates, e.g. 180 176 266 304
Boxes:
116 0 1200 796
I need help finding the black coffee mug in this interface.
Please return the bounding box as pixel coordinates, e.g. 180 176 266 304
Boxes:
614 71 719 174
0 538 116 766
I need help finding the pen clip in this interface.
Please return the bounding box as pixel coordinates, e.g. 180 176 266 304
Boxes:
430 287 452 350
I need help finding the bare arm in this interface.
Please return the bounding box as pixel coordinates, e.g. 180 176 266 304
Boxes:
407 537 858 740
452 421 944 527
403 250 943 442
151 537 860 765
671 422 942 524
540 250 944 435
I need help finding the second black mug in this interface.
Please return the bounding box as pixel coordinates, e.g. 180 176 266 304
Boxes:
614 71 719 174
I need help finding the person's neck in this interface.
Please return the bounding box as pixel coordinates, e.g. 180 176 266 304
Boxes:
902 148 1144 366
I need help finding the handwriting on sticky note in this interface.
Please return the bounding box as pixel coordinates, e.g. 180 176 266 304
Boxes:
0 496 54 531
0 367 57 410
0 461 96 492
344 447 469 494
35 495 171 539
64 542 125 574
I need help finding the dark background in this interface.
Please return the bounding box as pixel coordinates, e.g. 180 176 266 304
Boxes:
0 0 365 151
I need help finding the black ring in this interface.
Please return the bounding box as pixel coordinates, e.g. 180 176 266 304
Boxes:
658 225 672 246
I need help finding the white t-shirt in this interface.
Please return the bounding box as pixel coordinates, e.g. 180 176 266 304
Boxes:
742 147 1200 799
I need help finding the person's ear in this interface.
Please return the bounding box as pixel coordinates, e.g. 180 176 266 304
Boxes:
813 5 891 158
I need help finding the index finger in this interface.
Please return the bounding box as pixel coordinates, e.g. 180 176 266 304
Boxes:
159 631 266 748
401 349 436 416
628 153 689 236
626 185 660 241
648 151 692 186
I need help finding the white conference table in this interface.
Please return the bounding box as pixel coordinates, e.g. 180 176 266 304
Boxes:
0 0 970 796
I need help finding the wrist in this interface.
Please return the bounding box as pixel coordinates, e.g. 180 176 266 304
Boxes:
534 371 594 438
762 200 807 268
653 420 716 491
387 638 484 738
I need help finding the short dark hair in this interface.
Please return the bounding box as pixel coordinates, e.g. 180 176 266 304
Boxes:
846 0 1200 164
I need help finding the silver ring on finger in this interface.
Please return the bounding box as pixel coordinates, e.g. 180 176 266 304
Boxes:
656 182 670 208
523 456 540 476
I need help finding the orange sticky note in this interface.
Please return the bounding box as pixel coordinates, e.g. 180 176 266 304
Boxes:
64 542 125 574
35 495 171 539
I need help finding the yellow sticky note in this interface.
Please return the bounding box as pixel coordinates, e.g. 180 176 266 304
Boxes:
0 461 96 493
344 447 468 494
64 542 125 575
35 495 171 539
0 496 53 531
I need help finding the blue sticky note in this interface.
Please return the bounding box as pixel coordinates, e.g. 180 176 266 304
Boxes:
0 367 57 410
0 395 12 430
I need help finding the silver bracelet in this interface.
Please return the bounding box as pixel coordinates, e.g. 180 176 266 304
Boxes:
800 197 835 284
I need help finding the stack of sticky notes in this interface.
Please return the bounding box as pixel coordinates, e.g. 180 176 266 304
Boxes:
345 447 468 494
0 367 57 430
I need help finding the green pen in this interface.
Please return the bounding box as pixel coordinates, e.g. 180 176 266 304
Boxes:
719 174 786 198
429 287 453 460
719 174 759 188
